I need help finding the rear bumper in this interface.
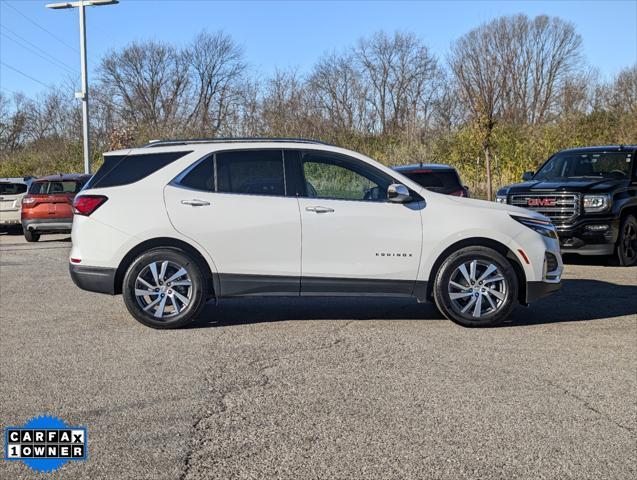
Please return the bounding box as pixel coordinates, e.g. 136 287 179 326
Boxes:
69 264 116 295
0 209 21 224
22 218 73 232
525 281 561 303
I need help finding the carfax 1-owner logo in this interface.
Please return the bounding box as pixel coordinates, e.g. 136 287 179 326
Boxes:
4 415 87 473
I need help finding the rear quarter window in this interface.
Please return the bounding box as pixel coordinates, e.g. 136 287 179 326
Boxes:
86 151 191 189
176 155 215 191
216 150 285 196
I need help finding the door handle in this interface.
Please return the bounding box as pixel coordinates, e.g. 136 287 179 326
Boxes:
181 199 210 207
305 206 334 213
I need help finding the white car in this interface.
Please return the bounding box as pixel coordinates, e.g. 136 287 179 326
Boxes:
0 177 32 228
70 138 562 328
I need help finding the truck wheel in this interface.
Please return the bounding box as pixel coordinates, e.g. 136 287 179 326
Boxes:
122 247 208 329
433 246 518 327
616 215 637 266
24 230 40 242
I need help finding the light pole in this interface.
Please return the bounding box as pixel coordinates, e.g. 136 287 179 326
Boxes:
46 0 118 175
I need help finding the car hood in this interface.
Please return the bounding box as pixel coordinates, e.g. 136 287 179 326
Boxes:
500 177 628 194
429 191 549 221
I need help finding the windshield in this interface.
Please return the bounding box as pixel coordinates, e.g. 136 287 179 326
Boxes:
534 152 633 180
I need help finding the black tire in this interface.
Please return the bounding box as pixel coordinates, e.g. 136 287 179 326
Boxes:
616 215 637 267
433 246 518 327
24 230 40 242
122 247 208 329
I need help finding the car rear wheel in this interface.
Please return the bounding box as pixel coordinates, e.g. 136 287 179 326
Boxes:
616 215 637 266
433 246 518 327
24 230 40 242
122 248 208 329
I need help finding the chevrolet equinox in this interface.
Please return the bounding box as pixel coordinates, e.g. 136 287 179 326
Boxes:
70 138 563 328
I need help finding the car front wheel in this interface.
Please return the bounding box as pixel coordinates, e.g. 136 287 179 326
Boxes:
433 246 518 327
616 215 637 266
122 248 208 329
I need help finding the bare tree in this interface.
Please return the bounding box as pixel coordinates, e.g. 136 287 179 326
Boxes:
0 92 28 154
601 65 637 114
557 69 597 117
356 31 440 137
22 88 76 142
184 31 246 135
98 40 189 136
260 69 312 136
307 52 368 133
450 14 583 199
430 74 465 132
228 78 262 137
498 15 583 124
450 23 505 200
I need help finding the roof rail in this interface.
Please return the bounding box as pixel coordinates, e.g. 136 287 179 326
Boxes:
142 137 332 148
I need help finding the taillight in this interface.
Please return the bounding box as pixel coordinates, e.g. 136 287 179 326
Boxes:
22 196 37 206
73 195 108 216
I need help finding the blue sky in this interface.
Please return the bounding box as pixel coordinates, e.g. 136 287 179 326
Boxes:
1 0 636 98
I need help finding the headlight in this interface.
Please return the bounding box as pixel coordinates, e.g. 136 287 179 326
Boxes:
495 195 507 204
511 215 558 239
583 194 610 212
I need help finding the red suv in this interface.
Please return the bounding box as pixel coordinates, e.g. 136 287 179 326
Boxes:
21 174 91 242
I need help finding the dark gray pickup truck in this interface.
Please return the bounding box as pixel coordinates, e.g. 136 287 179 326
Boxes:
496 145 637 266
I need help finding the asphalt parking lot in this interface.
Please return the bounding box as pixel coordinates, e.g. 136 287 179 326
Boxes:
0 231 635 480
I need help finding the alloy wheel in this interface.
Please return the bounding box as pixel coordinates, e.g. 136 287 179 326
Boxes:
134 260 192 319
448 259 508 318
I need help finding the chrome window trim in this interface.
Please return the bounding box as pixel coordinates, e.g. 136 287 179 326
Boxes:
509 192 580 223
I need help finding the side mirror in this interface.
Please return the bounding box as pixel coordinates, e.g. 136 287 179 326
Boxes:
387 183 411 203
522 171 534 181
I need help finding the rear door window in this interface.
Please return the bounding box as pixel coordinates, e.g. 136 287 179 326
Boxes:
216 150 285 196
86 151 191 189
0 183 27 195
175 155 215 192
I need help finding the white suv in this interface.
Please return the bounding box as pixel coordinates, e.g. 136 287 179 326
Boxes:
0 177 31 228
70 138 562 328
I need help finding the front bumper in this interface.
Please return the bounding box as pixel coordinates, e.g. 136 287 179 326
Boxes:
526 281 561 303
69 264 116 295
22 218 73 233
522 250 562 303
557 217 619 256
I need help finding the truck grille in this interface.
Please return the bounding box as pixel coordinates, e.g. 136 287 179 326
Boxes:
509 193 579 224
